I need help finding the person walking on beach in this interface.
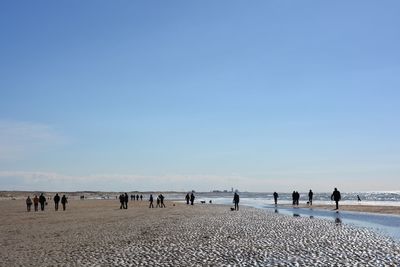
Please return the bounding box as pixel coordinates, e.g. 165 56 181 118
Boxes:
124 193 129 209
149 194 154 208
331 188 341 210
357 195 361 202
273 192 279 205
54 193 60 211
33 195 39 211
292 191 296 205
39 193 46 211
26 196 32 212
308 189 313 206
159 194 166 208
140 194 143 201
295 191 300 206
233 192 240 211
156 196 161 208
190 192 195 205
185 193 190 205
119 194 124 209
136 194 139 201
131 194 135 201
61 195 68 211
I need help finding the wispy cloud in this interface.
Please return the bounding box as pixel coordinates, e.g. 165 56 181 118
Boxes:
0 120 67 160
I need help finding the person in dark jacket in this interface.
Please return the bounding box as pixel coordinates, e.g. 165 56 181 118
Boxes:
273 192 279 205
54 193 60 211
233 192 240 211
61 195 68 211
39 193 46 211
119 194 124 209
185 193 190 205
124 193 129 209
190 193 195 205
159 194 166 208
331 188 341 210
308 189 314 205
149 194 154 208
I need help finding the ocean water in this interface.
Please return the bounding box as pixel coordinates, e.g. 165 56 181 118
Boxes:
170 191 400 206
168 191 400 241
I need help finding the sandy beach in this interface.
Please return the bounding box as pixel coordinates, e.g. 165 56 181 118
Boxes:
1 199 400 266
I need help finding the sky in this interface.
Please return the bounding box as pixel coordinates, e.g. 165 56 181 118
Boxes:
1 1 400 192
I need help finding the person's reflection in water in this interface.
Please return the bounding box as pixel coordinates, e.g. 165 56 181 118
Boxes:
334 212 342 225
293 213 300 217
274 208 278 214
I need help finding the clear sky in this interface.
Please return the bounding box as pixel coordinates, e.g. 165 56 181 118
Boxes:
1 1 399 192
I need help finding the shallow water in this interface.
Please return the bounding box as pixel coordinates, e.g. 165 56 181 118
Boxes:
188 195 400 242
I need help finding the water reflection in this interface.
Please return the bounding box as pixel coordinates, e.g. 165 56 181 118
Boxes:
335 212 342 225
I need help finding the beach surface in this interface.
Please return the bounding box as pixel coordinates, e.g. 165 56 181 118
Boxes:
1 199 400 266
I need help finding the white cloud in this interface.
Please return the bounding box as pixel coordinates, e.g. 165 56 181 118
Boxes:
0 120 67 160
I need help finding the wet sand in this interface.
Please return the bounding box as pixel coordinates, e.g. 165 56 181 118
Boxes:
1 199 400 266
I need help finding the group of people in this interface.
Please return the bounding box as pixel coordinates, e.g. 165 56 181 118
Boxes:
185 192 195 205
130 194 143 201
119 193 129 209
148 194 166 208
25 193 67 212
272 188 342 209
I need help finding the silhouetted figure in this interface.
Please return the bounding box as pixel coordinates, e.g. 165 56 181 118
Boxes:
140 195 143 201
119 194 124 209
273 192 279 205
136 194 139 201
295 191 300 205
190 193 195 205
61 195 67 211
159 194 166 208
331 188 341 210
292 191 296 205
308 190 313 205
33 195 39 211
357 195 361 202
54 193 60 211
131 194 134 201
149 194 154 208
39 193 46 211
185 193 190 205
124 193 129 209
233 192 240 211
26 196 32 212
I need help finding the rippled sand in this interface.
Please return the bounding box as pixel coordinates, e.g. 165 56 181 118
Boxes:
1 199 399 266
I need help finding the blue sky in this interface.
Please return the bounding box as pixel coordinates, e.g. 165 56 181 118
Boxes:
1 1 399 192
